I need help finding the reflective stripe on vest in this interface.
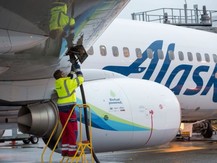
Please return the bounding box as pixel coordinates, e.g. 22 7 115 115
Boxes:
75 77 80 87
55 76 84 105
58 79 75 99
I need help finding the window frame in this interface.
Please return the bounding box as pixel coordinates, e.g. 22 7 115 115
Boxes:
157 49 164 60
196 52 202 62
112 46 119 57
136 48 142 58
100 45 107 56
168 50 175 60
204 53 210 62
187 52 193 61
123 47 130 57
147 48 153 59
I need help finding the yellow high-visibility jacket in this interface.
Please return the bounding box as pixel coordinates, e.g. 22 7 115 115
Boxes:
55 76 84 106
49 2 75 31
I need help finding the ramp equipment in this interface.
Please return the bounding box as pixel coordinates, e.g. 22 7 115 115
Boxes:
41 104 94 163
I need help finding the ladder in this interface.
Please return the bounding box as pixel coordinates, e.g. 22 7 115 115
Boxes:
41 104 94 163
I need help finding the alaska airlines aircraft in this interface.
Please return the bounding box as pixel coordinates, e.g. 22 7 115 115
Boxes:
0 1 181 153
83 18 217 138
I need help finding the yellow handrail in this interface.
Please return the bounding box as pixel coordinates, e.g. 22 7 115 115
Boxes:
41 104 93 163
69 104 94 163
49 105 76 163
41 118 60 163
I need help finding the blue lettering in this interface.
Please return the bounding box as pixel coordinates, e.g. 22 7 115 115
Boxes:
103 40 163 76
142 42 163 79
103 40 217 102
155 43 175 83
184 66 209 95
201 64 217 102
165 65 192 95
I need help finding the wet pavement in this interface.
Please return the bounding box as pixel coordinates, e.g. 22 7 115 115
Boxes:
1 135 217 163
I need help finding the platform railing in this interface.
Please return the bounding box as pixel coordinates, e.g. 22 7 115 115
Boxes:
131 7 217 26
41 104 94 163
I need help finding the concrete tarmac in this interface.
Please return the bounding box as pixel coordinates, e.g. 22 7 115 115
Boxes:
1 135 217 163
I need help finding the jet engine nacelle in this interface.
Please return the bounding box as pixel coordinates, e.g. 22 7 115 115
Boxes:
18 78 181 152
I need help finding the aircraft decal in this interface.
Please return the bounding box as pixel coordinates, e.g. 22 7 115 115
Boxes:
154 43 175 83
103 40 217 102
103 40 163 76
76 99 150 131
201 65 217 102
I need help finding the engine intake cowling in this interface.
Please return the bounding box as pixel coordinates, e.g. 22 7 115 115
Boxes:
17 78 181 152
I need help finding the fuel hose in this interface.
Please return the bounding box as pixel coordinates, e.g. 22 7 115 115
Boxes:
79 84 100 163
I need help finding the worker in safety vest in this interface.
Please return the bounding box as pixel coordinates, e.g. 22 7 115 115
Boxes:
49 1 75 48
53 62 84 157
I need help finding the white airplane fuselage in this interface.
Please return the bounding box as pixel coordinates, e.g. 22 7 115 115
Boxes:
0 16 216 152
83 19 217 121
0 1 181 153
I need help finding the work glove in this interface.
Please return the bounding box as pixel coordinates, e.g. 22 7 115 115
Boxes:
74 62 80 69
67 71 74 79
74 62 83 76
70 61 79 72
71 64 76 72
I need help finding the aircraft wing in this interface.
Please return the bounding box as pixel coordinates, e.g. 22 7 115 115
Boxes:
0 0 129 48
0 0 129 80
